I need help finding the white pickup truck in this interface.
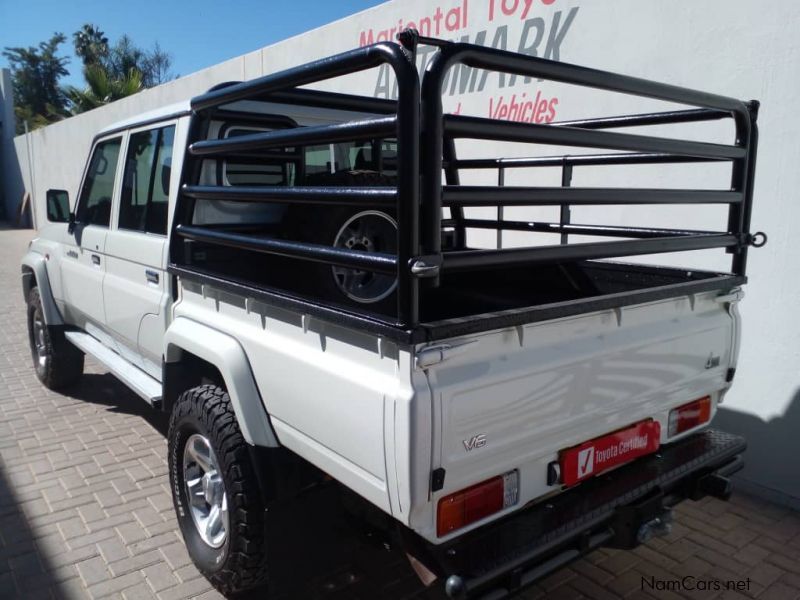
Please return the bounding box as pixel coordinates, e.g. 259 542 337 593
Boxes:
22 32 762 599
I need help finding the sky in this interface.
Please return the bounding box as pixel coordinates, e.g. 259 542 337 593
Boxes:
0 0 385 87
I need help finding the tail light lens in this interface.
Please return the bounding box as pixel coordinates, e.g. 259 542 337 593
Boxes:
437 471 518 537
668 396 712 437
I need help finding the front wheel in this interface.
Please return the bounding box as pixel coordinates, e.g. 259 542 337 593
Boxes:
168 385 269 595
26 286 84 389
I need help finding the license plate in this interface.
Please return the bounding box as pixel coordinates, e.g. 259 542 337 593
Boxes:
559 420 661 486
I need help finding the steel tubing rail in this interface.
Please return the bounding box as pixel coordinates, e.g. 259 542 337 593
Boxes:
459 219 720 239
421 41 754 271
181 185 397 207
262 88 398 114
441 234 738 272
189 116 397 157
427 44 750 114
443 187 741 207
450 152 721 170
176 225 398 274
443 115 744 161
551 108 731 130
192 43 414 112
178 41 421 324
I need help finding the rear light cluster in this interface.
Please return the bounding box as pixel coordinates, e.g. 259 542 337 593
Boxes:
668 396 712 437
437 471 518 537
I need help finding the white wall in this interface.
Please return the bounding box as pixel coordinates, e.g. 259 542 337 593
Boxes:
5 0 799 504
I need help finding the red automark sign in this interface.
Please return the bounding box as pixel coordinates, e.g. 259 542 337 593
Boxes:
559 420 661 486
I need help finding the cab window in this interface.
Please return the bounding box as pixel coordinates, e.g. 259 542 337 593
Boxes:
223 126 295 186
304 145 334 175
76 137 122 227
119 125 175 235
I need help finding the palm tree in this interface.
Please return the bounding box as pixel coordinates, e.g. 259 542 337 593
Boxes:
73 24 109 68
13 104 60 131
67 64 142 114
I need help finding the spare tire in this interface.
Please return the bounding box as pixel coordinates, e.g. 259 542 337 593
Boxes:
286 170 398 315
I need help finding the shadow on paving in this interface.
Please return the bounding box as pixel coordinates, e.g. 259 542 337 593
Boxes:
248 484 446 600
64 373 170 437
61 371 443 599
715 388 800 507
0 461 66 598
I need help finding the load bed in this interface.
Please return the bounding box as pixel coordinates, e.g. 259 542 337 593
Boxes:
168 31 761 343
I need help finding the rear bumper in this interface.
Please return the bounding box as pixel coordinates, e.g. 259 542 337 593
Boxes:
415 429 746 599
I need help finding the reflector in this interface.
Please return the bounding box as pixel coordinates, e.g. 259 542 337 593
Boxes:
669 396 712 437
437 471 518 537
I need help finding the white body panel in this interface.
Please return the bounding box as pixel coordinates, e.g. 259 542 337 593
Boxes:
167 276 739 543
419 291 738 541
171 281 425 516
103 230 168 373
60 225 108 327
163 317 279 448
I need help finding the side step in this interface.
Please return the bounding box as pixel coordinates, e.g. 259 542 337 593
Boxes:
64 331 162 407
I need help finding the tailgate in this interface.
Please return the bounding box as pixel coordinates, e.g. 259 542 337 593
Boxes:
420 289 739 540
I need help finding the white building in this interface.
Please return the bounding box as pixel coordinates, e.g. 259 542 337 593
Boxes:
2 0 798 507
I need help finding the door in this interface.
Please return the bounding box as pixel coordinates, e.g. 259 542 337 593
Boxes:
61 136 123 331
104 124 175 378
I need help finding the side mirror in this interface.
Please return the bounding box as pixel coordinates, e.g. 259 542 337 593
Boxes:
46 189 70 223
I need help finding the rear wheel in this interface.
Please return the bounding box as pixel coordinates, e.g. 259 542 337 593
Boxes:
26 287 84 389
168 385 269 595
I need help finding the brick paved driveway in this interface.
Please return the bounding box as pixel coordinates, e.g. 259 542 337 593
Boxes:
1 226 799 600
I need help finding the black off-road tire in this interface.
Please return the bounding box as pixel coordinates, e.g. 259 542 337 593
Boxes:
26 286 84 389
286 170 398 314
168 385 269 595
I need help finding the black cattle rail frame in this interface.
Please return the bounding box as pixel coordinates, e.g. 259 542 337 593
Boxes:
169 30 763 339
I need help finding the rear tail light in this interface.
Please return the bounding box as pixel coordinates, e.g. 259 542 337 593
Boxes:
437 471 518 537
668 396 712 437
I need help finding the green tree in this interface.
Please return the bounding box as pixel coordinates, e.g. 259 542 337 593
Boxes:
105 34 174 87
73 24 109 68
105 35 144 81
4 26 175 124
141 42 174 87
68 25 175 114
2 33 70 133
66 63 142 114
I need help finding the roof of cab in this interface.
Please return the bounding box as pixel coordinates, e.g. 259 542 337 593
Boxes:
96 100 192 137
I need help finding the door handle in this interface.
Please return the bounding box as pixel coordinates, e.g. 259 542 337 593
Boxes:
91 254 101 266
145 270 160 284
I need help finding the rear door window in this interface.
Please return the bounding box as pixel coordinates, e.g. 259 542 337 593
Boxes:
119 125 175 235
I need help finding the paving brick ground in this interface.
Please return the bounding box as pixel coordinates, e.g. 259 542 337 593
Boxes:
1 226 799 600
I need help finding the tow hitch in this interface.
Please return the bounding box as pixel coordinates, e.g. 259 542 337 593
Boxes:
608 491 674 549
637 510 674 544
